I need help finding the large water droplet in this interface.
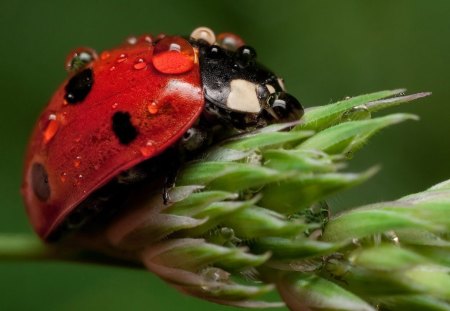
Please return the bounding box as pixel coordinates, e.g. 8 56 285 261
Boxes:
190 27 216 45
152 37 195 74
133 57 147 70
42 113 59 143
217 32 245 51
65 47 97 73
340 105 371 122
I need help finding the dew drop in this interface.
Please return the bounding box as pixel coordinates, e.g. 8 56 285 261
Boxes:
217 32 245 51
100 51 111 60
126 36 137 45
190 27 216 45
340 105 371 122
116 53 127 63
65 47 98 73
60 172 67 183
112 102 119 109
73 156 82 168
152 37 195 74
133 58 147 70
146 101 159 114
43 113 59 143
140 34 153 44
140 140 156 157
74 174 84 186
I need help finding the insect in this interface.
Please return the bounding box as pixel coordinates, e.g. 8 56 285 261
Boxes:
21 27 304 240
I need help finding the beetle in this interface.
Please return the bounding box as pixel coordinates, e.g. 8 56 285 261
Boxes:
21 27 304 240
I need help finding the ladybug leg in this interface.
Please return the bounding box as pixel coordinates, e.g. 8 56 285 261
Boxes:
162 162 180 205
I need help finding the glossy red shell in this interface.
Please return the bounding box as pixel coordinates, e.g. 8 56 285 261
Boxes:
22 38 204 239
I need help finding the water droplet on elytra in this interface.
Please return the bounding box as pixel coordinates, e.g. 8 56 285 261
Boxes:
340 105 371 123
43 114 59 143
140 140 156 157
152 37 195 74
133 58 147 70
147 101 159 114
73 156 82 168
140 34 153 44
60 172 67 183
112 102 119 109
116 53 127 63
65 47 97 73
100 51 111 60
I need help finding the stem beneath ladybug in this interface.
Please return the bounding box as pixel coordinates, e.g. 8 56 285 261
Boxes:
0 234 142 269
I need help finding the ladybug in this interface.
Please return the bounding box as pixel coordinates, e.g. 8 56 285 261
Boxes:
22 27 304 240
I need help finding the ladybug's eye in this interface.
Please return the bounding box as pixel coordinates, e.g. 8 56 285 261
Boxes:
31 163 50 201
190 27 216 45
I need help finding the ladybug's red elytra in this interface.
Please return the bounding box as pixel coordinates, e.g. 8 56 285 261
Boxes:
22 27 304 240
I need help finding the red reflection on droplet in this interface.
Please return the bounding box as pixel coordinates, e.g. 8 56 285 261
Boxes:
152 37 195 74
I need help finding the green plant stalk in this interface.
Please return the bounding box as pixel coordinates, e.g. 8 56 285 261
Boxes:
2 90 449 310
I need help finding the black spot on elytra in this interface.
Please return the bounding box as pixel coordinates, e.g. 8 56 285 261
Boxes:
31 163 50 201
64 68 93 104
112 111 138 144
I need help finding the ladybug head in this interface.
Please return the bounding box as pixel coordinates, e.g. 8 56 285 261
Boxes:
190 27 304 131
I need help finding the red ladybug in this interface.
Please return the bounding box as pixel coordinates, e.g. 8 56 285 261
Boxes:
22 27 304 240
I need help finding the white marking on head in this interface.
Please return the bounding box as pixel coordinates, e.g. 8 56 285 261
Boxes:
266 84 276 94
227 79 260 113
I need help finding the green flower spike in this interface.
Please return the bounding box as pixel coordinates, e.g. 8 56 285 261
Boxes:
2 90 449 310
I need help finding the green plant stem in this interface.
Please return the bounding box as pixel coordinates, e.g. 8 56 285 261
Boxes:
0 234 141 269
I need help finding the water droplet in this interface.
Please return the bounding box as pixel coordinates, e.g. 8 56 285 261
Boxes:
235 45 257 67
73 156 82 168
60 172 67 183
200 267 230 291
190 27 216 45
112 102 119 109
43 113 59 143
116 53 127 63
140 34 153 44
156 33 166 41
133 58 147 70
146 101 159 114
217 32 245 51
340 105 371 122
126 36 137 45
139 140 156 157
74 174 84 186
100 51 111 60
152 37 195 74
65 47 98 73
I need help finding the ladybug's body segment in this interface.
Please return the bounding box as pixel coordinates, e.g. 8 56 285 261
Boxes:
22 27 304 240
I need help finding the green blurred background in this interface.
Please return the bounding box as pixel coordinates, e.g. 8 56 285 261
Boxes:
1 1 449 310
